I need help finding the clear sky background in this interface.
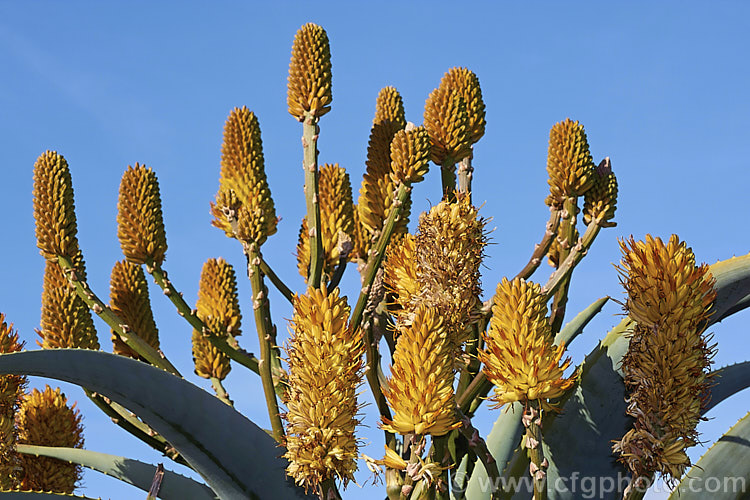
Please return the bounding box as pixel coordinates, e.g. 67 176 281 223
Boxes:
1 2 749 499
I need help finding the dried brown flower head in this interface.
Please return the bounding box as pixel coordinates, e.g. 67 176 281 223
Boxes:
287 23 332 121
109 260 160 360
117 164 168 265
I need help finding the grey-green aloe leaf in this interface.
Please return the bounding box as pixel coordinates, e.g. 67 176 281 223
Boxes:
704 361 750 414
554 296 610 347
669 411 750 499
15 444 216 500
0 349 312 500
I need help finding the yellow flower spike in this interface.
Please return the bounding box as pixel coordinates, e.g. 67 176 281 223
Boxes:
389 126 432 186
613 235 716 484
39 260 99 350
32 151 80 262
358 87 409 243
479 278 574 410
423 85 471 166
381 306 461 436
117 164 168 265
583 157 618 227
384 233 419 314
545 118 596 207
191 258 242 381
287 23 333 121
109 260 160 360
0 314 26 489
211 107 277 244
296 164 356 280
284 287 364 492
349 205 368 263
16 386 84 494
441 67 486 145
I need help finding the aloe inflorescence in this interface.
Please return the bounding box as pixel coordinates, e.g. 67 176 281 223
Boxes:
545 118 596 207
109 260 160 360
0 315 26 489
287 23 333 121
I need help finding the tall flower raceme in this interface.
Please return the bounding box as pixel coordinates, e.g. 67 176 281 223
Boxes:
423 83 471 169
117 164 168 266
16 386 84 494
191 258 242 385
439 68 486 147
211 107 278 246
613 235 716 485
287 23 333 121
0 314 26 489
479 277 575 410
296 163 356 281
381 305 461 436
283 287 364 493
544 118 596 208
583 157 618 228
109 260 160 359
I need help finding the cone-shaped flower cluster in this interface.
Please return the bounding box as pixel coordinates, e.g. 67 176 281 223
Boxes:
385 194 487 355
192 258 242 380
358 87 409 255
32 151 80 262
583 158 618 227
117 164 168 265
424 83 471 166
39 259 99 350
545 119 595 208
479 277 575 410
287 23 332 121
16 386 84 493
211 107 278 246
284 287 364 491
613 235 716 483
109 260 160 360
0 315 26 489
381 306 461 436
439 67 486 145
296 164 356 280
389 126 432 186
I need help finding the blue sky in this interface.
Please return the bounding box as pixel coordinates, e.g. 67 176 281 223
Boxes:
1 2 748 499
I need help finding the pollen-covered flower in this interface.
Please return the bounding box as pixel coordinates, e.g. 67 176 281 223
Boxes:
32 151 80 262
16 386 84 494
613 235 716 483
583 157 618 227
545 119 595 207
117 164 168 265
211 107 277 245
381 306 461 436
287 23 332 121
192 258 242 381
0 315 26 489
296 164 356 280
284 287 364 491
479 278 575 410
39 260 99 350
109 260 160 360
440 67 486 145
424 85 471 166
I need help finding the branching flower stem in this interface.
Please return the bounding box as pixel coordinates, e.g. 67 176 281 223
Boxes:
303 111 325 288
319 477 342 500
548 197 578 334
441 163 457 201
56 255 181 376
457 150 473 201
457 412 502 500
210 377 233 407
523 402 547 500
514 209 563 282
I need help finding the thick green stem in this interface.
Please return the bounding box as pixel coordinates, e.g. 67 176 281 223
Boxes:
457 152 473 201
319 477 342 500
146 261 263 378
622 474 654 500
548 197 577 334
56 255 181 376
400 435 424 500
431 436 450 500
247 245 285 443
441 164 457 201
362 318 396 448
523 403 547 500
210 377 233 406
457 371 492 416
303 111 324 288
258 257 293 304
514 209 563 282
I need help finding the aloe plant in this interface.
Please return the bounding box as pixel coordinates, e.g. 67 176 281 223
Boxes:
1 22 749 500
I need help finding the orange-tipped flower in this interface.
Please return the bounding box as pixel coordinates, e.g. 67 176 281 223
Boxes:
296 164 356 280
479 278 575 410
583 158 618 227
39 260 99 350
389 126 432 186
211 107 277 245
16 386 84 494
117 164 168 265
32 151 80 262
424 85 471 166
545 119 595 207
381 306 461 436
287 23 332 121
284 287 364 491
440 67 486 145
0 315 26 489
109 260 160 360
192 258 242 381
613 235 716 483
